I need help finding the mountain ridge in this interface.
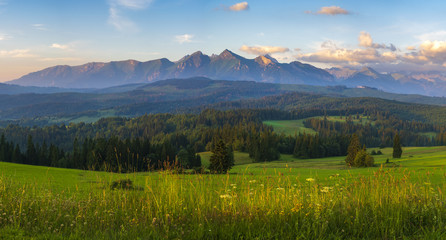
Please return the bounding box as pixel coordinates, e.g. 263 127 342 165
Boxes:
8 49 334 88
7 50 446 97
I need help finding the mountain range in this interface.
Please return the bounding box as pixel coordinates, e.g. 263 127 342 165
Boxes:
7 50 334 89
7 49 446 97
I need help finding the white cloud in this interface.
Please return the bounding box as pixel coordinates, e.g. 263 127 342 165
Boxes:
115 0 153 9
38 57 83 62
0 34 11 41
240 45 290 55
32 24 47 31
107 0 153 31
229 2 249 11
307 6 349 15
0 49 35 58
108 6 137 32
175 34 194 44
50 43 70 50
417 31 446 42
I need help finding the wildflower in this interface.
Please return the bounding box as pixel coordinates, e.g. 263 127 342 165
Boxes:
249 180 257 184
220 194 232 199
320 187 333 193
306 178 315 182
276 187 285 191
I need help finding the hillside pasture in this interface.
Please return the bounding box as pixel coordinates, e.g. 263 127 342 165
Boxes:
0 146 446 239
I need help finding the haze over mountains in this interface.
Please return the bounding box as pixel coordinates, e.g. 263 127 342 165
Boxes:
7 50 446 97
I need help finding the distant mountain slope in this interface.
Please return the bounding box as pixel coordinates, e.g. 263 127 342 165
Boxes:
0 82 92 95
326 67 446 96
8 50 334 88
2 77 446 125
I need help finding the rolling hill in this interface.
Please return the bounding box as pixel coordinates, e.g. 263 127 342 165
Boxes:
1 77 446 126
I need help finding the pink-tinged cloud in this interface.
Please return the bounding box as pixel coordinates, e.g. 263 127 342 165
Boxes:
240 45 289 55
0 49 35 58
308 6 349 15
419 40 446 64
229 2 249 11
298 32 401 65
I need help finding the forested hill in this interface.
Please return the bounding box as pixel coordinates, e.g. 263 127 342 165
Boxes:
195 92 446 125
1 77 446 125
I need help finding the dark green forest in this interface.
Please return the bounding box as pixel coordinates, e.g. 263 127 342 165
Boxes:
0 104 445 172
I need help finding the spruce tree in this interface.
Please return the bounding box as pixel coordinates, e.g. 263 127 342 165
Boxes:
393 133 403 158
26 135 37 165
345 134 360 166
209 139 234 173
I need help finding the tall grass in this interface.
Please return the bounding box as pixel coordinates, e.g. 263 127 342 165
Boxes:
0 167 445 239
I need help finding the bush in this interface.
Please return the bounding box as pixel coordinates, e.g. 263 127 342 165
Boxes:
110 179 134 190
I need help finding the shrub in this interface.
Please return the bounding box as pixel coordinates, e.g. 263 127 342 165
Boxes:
110 179 134 190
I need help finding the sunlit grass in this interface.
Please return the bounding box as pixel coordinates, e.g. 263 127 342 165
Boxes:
0 146 446 239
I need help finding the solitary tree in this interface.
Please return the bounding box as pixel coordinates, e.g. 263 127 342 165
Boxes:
345 134 360 166
209 139 234 173
393 133 402 158
346 134 374 167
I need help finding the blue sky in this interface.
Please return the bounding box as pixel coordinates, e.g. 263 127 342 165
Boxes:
1 0 446 81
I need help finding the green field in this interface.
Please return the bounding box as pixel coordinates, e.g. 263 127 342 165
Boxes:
263 116 372 136
1 146 446 239
263 119 316 135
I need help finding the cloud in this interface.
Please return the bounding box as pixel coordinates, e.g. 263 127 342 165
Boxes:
50 43 70 50
38 57 83 62
0 34 11 41
240 45 290 55
417 31 446 42
297 32 399 65
107 0 153 31
32 24 47 31
115 0 153 9
108 6 137 32
307 6 349 15
418 40 446 64
229 2 249 11
297 31 446 69
175 34 194 44
299 48 381 65
0 49 35 58
358 31 394 50
358 32 373 47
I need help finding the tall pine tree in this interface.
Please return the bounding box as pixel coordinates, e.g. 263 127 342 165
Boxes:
345 134 360 166
393 133 403 158
209 139 234 173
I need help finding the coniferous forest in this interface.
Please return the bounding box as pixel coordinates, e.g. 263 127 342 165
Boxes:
0 107 444 172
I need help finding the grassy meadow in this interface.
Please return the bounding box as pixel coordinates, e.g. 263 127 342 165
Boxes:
0 147 446 239
263 119 317 135
263 115 371 136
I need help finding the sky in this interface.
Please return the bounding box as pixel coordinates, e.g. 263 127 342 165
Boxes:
1 0 446 81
